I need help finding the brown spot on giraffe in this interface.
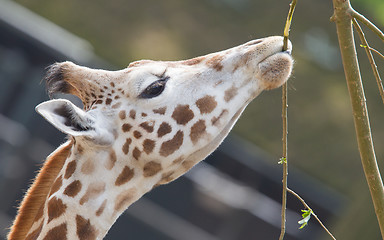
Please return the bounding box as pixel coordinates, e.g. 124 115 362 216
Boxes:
115 166 135 186
172 156 184 165
105 98 112 105
76 215 98 240
232 51 253 73
79 182 106 205
143 139 155 154
42 223 67 240
190 120 207 144
196 95 217 114
153 107 166 115
133 130 142 139
77 144 84 154
49 175 63 196
122 123 132 132
143 161 163 177
105 149 117 170
47 197 67 223
114 188 137 213
95 99 103 105
182 56 205 65
158 171 175 185
25 222 43 240
81 159 95 175
157 122 172 138
211 109 229 126
139 121 154 133
63 180 82 197
96 199 107 216
129 109 136 119
224 86 238 102
132 147 141 160
214 80 224 87
129 60 151 67
207 54 224 71
64 160 76 179
112 102 121 109
122 138 132 155
182 160 196 171
172 105 194 125
119 110 126 120
160 130 184 157
141 112 147 117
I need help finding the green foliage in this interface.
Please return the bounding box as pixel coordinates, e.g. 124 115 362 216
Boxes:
298 209 312 229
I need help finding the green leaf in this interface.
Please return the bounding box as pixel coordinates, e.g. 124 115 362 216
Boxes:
278 157 287 164
298 209 312 229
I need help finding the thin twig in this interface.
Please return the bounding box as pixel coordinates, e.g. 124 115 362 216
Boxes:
365 46 384 60
287 188 337 240
279 1 297 239
352 18 384 104
351 9 384 44
283 0 298 50
278 83 288 240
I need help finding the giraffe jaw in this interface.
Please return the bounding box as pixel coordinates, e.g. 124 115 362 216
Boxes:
176 103 247 177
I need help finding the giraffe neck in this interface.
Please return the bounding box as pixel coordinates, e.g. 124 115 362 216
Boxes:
21 141 154 240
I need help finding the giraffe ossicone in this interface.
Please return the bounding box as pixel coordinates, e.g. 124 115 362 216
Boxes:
9 36 293 240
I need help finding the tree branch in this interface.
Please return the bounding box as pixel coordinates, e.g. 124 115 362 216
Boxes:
351 9 384 43
352 18 384 104
278 83 288 240
279 1 297 238
332 0 384 237
287 188 336 240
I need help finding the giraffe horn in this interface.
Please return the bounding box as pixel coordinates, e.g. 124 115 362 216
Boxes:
44 62 77 99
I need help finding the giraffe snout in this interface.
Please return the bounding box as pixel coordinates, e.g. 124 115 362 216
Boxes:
254 37 293 90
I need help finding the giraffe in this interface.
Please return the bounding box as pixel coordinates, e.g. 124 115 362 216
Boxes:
8 36 293 240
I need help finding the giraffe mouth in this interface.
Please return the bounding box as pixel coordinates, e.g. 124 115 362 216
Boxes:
257 50 293 90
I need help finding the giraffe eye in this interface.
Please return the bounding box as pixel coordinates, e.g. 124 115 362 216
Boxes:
139 76 169 99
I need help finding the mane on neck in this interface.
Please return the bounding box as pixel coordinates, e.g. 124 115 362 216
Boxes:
7 140 73 240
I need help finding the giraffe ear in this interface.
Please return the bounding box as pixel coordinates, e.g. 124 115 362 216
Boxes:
35 99 113 144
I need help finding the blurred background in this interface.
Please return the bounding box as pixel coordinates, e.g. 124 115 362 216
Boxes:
0 0 383 239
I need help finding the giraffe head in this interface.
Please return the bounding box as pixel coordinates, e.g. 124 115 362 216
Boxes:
37 36 292 193
37 36 292 180
9 36 292 240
